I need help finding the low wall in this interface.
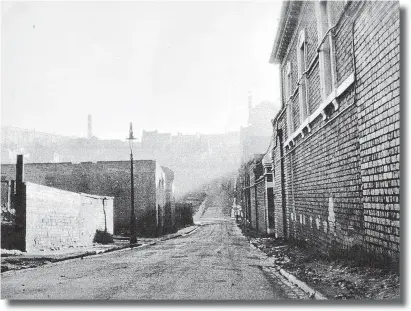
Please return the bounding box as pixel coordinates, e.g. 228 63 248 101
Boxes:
25 182 113 252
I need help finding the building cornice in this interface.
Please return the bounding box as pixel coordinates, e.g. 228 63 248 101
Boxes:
269 1 304 64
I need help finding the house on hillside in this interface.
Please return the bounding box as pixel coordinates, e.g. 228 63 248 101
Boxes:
240 95 276 164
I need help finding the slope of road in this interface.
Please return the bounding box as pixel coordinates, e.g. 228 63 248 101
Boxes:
1 189 298 300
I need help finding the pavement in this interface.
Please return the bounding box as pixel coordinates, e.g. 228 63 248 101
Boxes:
1 188 312 300
1 225 199 273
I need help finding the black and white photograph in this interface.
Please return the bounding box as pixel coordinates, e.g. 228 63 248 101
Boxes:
0 0 402 302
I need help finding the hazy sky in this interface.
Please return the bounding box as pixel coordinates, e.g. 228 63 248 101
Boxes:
1 1 282 140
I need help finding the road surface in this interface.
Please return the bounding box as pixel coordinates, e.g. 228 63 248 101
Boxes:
2 189 302 300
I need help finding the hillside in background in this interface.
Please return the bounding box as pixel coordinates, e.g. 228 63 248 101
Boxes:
1 126 240 197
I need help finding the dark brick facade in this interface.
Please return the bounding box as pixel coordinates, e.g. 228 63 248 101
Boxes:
250 0 401 263
1 160 175 237
238 151 276 235
256 179 267 233
354 1 400 259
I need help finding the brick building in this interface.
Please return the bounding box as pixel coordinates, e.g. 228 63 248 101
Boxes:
1 156 114 252
1 159 175 237
240 99 276 164
265 0 400 262
161 166 176 234
238 139 276 235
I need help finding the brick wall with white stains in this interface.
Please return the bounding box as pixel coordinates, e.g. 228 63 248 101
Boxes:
271 0 399 261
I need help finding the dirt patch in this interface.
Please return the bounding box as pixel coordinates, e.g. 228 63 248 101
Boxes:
241 227 400 300
1 258 52 272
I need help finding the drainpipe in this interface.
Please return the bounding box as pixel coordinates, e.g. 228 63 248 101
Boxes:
277 129 288 239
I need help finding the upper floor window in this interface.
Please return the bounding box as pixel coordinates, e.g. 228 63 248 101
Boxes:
286 62 292 99
316 1 335 98
297 29 309 121
285 61 294 134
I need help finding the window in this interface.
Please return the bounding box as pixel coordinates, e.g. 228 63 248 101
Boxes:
286 61 292 99
285 62 294 134
316 1 336 99
285 62 293 101
297 29 309 121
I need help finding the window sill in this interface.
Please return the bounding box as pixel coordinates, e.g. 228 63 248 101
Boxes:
265 181 274 188
285 72 355 150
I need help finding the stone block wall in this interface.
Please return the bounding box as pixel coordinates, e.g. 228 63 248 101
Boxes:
25 182 113 252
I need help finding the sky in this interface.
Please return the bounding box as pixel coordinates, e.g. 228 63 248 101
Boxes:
1 0 282 140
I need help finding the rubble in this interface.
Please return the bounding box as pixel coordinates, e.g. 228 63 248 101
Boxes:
244 229 400 300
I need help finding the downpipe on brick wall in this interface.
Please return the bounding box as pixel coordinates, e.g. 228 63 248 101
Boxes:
282 4 363 159
279 4 364 240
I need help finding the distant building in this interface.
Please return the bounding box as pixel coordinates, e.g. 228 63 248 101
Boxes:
240 99 276 164
142 130 172 150
239 154 264 230
1 125 242 198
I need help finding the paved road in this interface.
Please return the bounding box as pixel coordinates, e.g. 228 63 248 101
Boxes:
2 189 300 300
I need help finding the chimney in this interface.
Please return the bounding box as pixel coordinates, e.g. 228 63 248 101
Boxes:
247 91 253 125
88 114 92 139
16 154 24 187
248 91 253 111
15 154 26 251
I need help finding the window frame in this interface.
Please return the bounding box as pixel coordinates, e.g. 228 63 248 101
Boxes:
316 0 337 100
296 29 309 123
285 62 294 135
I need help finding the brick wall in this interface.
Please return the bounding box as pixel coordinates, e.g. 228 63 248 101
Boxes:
24 182 113 252
271 0 400 262
285 91 362 252
1 160 168 236
334 6 355 85
162 166 176 233
354 1 400 261
307 64 322 114
155 163 166 234
256 179 267 233
272 112 288 239
249 185 257 229
279 1 363 252
1 180 12 211
291 96 301 130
